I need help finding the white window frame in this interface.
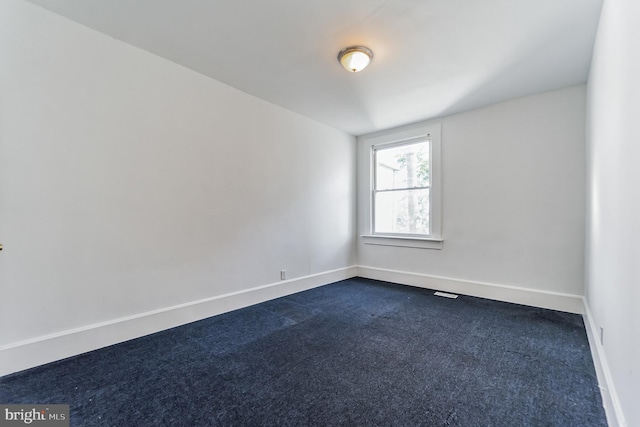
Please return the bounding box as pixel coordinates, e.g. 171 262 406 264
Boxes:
359 121 442 249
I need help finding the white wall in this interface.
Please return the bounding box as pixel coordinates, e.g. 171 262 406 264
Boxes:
585 0 640 425
0 0 356 374
358 86 586 310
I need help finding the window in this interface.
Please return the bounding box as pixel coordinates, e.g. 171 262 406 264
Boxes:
374 139 431 236
359 121 442 249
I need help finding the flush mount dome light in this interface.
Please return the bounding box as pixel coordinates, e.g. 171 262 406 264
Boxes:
338 46 373 73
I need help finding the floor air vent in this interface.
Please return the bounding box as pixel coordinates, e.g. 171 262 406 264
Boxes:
434 291 458 299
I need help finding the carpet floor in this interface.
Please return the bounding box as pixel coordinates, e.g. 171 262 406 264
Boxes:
1 278 607 426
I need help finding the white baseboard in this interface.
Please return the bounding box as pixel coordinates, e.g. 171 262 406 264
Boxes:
356 266 584 314
0 266 357 377
583 301 626 427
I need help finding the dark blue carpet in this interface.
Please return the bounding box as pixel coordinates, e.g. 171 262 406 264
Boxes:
1 278 607 426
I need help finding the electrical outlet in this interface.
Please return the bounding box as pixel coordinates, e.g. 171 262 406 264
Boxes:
280 270 286 280
600 327 604 346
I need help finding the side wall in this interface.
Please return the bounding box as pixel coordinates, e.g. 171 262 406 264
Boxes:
0 0 356 375
585 0 640 425
358 86 587 313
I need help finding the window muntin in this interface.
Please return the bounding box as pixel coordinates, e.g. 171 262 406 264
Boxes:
373 138 431 236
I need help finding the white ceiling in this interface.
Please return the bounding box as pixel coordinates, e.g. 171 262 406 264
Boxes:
26 0 603 135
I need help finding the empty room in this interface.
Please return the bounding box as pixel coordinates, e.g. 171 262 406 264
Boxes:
0 0 638 426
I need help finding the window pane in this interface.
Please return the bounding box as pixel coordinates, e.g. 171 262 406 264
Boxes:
374 189 430 235
375 140 430 190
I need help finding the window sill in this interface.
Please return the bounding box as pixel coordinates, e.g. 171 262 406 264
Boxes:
361 235 443 250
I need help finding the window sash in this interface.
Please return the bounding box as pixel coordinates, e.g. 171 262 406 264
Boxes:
372 138 432 237
374 186 431 193
373 188 430 235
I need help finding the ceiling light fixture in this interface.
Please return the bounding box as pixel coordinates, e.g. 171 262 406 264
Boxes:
337 46 373 73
